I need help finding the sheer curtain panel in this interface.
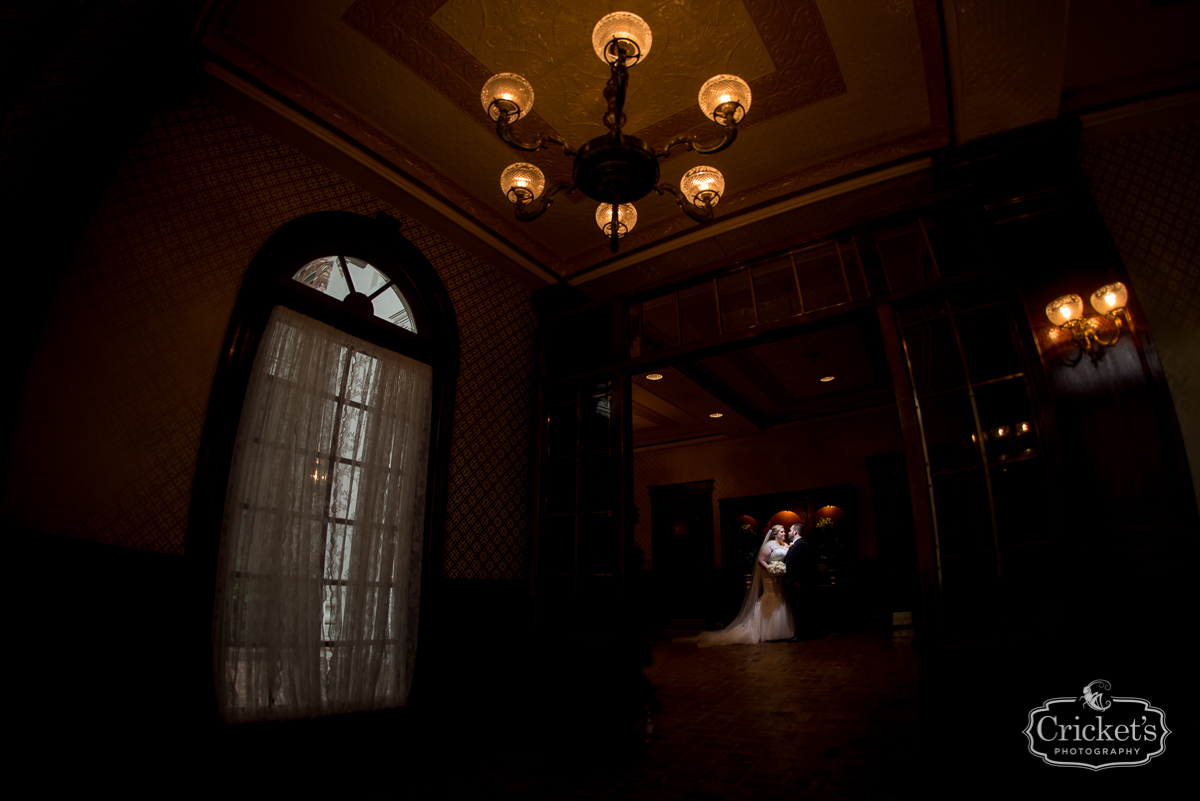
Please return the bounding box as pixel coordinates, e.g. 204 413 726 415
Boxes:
213 306 433 721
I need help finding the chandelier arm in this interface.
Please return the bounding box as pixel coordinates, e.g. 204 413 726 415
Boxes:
542 132 578 157
513 182 576 222
496 121 578 156
1093 314 1124 348
1084 328 1105 362
656 123 738 159
655 184 716 225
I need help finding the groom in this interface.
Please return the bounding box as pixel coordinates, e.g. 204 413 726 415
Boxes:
783 524 825 641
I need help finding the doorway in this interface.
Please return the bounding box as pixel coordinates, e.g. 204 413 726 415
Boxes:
629 308 907 634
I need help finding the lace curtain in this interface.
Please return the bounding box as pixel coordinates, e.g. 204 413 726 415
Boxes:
213 306 433 721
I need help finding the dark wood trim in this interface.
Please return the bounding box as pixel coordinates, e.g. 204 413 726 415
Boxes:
612 300 633 608
528 311 550 629
601 270 994 381
875 301 941 639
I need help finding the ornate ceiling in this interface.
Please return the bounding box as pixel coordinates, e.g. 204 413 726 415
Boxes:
202 0 946 286
198 0 1198 450
201 0 1199 296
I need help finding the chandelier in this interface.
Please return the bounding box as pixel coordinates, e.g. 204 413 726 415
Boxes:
480 11 752 253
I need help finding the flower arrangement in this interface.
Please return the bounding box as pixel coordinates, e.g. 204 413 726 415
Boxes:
736 522 762 571
766 561 787 575
816 514 841 561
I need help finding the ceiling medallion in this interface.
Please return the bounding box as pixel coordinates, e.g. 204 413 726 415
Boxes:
481 11 751 253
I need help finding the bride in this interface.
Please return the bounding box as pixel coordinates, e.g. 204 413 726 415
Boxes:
695 524 795 646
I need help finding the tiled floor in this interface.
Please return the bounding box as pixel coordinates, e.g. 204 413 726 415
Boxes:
452 631 922 800
634 633 921 799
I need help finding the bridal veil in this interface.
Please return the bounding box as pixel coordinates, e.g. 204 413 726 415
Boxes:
693 530 775 647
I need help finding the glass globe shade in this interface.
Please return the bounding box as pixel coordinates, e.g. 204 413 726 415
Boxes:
596 203 638 237
1090 281 1128 314
698 75 751 124
680 165 725 207
500 163 545 203
481 73 534 121
592 12 652 65
1045 294 1084 327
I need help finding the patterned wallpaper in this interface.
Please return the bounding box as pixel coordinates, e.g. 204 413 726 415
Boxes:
632 406 904 568
1078 123 1200 499
3 96 538 579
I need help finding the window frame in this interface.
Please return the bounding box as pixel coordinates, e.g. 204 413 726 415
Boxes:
290 254 419 333
187 211 459 719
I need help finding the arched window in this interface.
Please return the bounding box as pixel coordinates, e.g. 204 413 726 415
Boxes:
291 255 417 332
189 212 458 722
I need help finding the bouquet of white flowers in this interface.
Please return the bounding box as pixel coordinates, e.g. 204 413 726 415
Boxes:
766 561 787 575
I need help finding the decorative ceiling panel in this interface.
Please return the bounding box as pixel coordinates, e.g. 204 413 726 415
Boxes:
348 0 842 148
945 0 1069 144
430 0 777 141
204 0 947 283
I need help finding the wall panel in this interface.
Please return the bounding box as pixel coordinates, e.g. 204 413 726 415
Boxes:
3 96 538 578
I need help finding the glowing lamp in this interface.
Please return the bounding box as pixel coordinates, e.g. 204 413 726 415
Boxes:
481 73 534 121
699 74 751 124
1090 281 1128 315
680 165 725 207
500 162 545 204
596 203 637 238
592 12 652 65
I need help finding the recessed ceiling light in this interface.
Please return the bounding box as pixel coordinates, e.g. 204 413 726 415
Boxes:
645 373 663 380
820 375 836 382
709 412 724 418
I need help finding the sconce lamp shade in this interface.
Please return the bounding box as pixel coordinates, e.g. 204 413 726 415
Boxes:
500 162 544 203
681 165 725 207
1090 281 1128 315
1045 294 1084 327
698 74 751 124
596 203 637 237
816 505 844 522
767 510 803 530
481 73 534 121
592 12 653 65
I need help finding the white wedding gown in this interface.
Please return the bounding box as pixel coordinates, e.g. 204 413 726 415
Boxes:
695 545 795 646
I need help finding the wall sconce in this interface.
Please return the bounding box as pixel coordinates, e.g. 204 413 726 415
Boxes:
1044 281 1129 361
816 505 844 523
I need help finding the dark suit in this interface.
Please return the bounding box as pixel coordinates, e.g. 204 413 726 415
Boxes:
783 534 823 638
